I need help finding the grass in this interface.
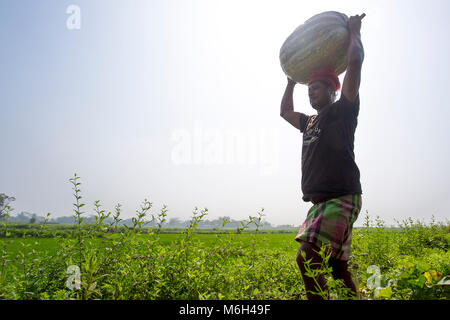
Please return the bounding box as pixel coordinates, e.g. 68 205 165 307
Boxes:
1 233 299 264
0 174 449 300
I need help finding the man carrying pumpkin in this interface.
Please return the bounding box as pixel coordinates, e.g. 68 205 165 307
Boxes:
280 15 364 300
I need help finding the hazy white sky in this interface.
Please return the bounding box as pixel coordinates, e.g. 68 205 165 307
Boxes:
1 0 450 227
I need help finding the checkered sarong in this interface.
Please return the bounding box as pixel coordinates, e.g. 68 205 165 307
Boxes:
295 194 362 261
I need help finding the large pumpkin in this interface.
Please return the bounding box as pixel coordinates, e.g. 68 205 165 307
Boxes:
279 11 350 84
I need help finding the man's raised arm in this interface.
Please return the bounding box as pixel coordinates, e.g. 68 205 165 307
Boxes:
342 15 364 103
280 77 302 130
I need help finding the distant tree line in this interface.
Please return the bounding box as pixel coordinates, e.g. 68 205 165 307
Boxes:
4 212 296 229
0 193 298 229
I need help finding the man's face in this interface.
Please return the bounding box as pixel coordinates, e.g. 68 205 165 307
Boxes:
308 81 333 110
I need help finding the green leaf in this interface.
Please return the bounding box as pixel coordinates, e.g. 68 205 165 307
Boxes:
375 287 392 299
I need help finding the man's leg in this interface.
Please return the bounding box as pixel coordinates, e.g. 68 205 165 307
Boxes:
329 257 358 298
296 241 328 300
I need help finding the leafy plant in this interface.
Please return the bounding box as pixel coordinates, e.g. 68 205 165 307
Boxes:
0 175 448 300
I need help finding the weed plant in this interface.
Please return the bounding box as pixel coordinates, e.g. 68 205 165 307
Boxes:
0 174 448 300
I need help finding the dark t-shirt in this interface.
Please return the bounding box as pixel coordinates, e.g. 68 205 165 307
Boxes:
299 94 362 202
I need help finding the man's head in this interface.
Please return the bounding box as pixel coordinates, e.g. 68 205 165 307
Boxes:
308 66 340 111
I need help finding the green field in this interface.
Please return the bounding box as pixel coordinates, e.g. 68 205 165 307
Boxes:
1 215 449 300
1 232 299 261
1 175 449 300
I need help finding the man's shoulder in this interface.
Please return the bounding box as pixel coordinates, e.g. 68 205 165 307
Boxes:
329 93 360 117
337 93 360 107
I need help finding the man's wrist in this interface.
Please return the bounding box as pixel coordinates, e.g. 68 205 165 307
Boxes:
349 30 361 39
287 79 296 88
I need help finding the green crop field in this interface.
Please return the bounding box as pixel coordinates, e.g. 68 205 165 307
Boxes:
1 217 449 300
0 175 449 300
1 233 299 263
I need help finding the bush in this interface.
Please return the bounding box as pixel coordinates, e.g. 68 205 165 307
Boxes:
1 174 448 300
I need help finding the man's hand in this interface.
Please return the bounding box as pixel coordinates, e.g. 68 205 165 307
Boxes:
348 15 363 35
287 77 296 88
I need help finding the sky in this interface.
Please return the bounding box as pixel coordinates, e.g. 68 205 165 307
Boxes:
1 0 450 227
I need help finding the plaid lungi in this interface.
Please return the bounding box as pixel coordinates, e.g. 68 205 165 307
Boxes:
295 194 362 261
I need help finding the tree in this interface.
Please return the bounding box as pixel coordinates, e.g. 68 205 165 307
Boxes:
0 193 16 219
29 214 37 224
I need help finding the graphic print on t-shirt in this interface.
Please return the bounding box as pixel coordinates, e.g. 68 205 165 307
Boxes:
303 115 321 146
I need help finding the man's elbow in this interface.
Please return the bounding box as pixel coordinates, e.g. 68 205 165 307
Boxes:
280 107 289 118
348 47 364 66
280 111 291 120
348 53 364 67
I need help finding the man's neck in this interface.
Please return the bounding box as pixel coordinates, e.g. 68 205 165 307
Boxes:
316 102 331 114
